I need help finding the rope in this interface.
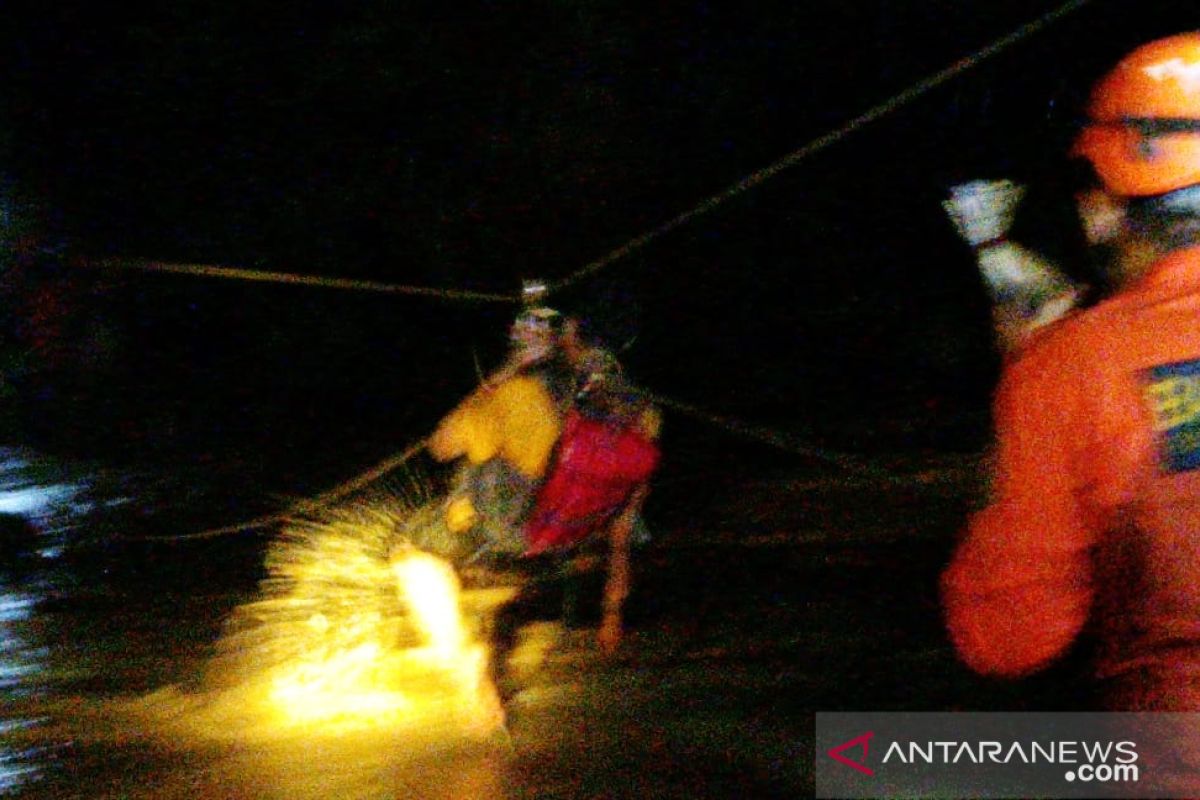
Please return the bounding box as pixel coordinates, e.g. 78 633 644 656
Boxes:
137 437 429 541
547 0 1095 296
307 438 430 507
642 390 917 484
83 2 1091 308
83 5 1095 541
140 388 967 541
91 258 518 303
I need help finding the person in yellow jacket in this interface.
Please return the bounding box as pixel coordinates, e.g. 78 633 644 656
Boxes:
428 305 572 555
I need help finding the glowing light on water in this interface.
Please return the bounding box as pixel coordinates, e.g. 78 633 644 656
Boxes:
393 551 467 657
0 485 79 517
263 549 492 733
141 497 513 741
0 448 90 519
270 641 414 725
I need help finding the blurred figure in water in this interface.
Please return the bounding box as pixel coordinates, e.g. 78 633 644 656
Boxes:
428 284 661 656
429 301 570 556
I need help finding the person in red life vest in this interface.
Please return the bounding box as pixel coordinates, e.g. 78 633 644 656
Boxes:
523 316 661 653
941 33 1200 728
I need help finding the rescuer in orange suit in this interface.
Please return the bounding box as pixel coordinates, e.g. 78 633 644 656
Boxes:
941 32 1200 727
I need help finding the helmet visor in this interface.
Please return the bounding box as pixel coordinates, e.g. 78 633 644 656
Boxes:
1073 122 1200 196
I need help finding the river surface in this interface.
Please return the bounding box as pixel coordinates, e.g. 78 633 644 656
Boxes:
0 441 1086 799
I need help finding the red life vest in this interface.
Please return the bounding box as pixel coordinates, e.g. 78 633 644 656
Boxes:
523 409 660 554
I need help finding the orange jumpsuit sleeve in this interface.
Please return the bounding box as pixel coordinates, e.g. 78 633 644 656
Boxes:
941 341 1097 678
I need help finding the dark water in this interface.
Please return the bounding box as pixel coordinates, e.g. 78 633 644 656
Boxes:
0 439 1097 800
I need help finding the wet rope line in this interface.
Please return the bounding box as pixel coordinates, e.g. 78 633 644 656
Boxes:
142 387 964 541
643 389 951 486
137 437 429 541
91 258 519 303
85 3 1091 309
77 5 1097 542
546 0 1094 296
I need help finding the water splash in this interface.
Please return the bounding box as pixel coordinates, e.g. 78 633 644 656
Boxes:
124 495 517 743
0 589 48 794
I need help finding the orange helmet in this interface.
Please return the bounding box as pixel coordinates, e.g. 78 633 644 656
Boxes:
1073 32 1200 196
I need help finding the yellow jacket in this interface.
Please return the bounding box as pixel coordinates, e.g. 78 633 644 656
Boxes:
427 374 563 481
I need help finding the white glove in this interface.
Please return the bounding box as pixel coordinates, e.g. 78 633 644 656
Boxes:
945 179 1081 349
943 179 1025 248
975 242 1072 306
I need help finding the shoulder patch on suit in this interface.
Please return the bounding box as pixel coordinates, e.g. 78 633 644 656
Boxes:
1143 358 1200 472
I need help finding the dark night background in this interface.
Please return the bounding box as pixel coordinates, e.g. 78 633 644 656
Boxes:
0 0 1195 500
3 7 1200 797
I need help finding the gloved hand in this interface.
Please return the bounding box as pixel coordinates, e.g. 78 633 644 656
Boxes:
945 179 1081 352
943 179 1024 248
445 495 477 534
